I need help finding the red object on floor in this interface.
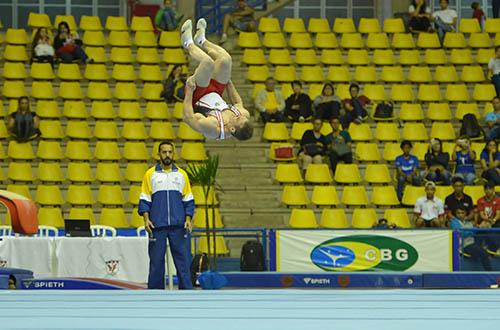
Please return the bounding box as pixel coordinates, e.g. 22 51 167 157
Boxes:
0 190 38 235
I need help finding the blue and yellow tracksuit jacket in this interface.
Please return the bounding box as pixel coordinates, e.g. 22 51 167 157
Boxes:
138 163 195 227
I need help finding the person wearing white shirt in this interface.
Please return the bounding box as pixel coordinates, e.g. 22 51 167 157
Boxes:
414 181 445 228
409 0 432 32
488 46 500 97
432 0 457 44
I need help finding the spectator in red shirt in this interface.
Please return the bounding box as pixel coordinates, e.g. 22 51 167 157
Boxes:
476 181 500 256
341 83 370 129
471 2 485 26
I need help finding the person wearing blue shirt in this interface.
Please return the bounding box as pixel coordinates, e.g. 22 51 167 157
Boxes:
395 140 423 201
452 137 476 185
480 139 500 185
484 96 500 140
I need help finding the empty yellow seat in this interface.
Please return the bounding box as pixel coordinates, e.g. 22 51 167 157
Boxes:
54 15 77 30
430 122 456 141
39 120 64 139
100 208 129 228
96 163 123 183
149 121 176 140
68 208 96 225
4 45 29 62
355 143 381 162
59 82 83 99
417 33 441 48
237 32 261 48
305 164 332 184
262 122 289 141
365 164 391 184
418 84 441 102
105 16 127 31
114 82 139 101
67 162 93 182
262 32 287 48
354 66 377 83
383 18 405 33
125 163 149 183
289 209 317 228
98 185 125 205
295 49 318 65
65 141 92 161
291 123 313 142
366 32 389 48
456 103 481 120
36 141 63 160
372 186 400 206
308 18 330 33
191 186 219 207
90 101 115 119
162 48 187 65
399 49 421 66
65 121 91 139
289 32 313 48
118 101 142 120
311 186 339 207
258 17 281 33
122 121 148 140
348 123 373 141
427 103 452 121
282 185 310 207
31 81 55 99
402 122 428 141
400 103 424 121
36 185 64 206
242 48 266 65
445 84 469 102
6 184 31 198
340 33 363 48
327 66 351 83
402 185 425 206
464 186 485 204
346 49 369 65
364 84 386 102
392 33 415 49
379 66 403 83
38 208 64 228
333 18 356 34
95 141 121 161
320 49 344 65
460 18 481 33
342 186 368 207
485 18 500 33
112 64 136 81
67 185 94 205
28 13 51 28
109 31 131 47
383 142 401 162
434 65 458 83
110 47 133 63
123 142 149 162
473 84 496 102
57 63 81 80
37 162 64 182
176 122 204 141
319 208 348 228
300 66 324 82
268 48 292 65
80 16 103 31
159 30 181 47
352 209 378 228
82 31 106 46
374 122 399 142
359 18 381 33
373 49 395 66
450 49 473 65
3 62 27 80
314 33 338 49
408 66 432 83
443 32 467 48
461 66 485 83
84 47 107 63
180 142 207 162
246 65 269 82
142 83 163 101
135 47 160 64
334 164 361 184
8 141 35 160
193 208 223 228
6 28 28 45
87 82 111 100
469 33 492 48
145 102 170 120
2 81 27 98
131 16 154 32
384 209 411 228
94 121 120 140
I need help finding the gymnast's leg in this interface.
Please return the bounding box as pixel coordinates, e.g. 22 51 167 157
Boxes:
181 19 214 88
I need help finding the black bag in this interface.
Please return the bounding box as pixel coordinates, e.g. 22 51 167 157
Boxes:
373 102 394 119
460 114 484 139
304 143 324 157
240 240 265 271
190 253 208 286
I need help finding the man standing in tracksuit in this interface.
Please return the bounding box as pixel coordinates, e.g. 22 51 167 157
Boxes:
139 140 195 289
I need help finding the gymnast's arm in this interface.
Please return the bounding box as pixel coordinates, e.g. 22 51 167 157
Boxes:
226 81 250 118
183 77 216 134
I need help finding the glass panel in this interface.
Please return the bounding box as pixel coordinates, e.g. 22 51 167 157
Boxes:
45 6 67 20
98 7 120 21
325 8 348 24
353 9 376 25
73 0 92 4
300 8 323 21
98 0 119 5
353 0 375 6
71 7 93 24
300 0 321 7
45 0 66 4
0 5 13 28
18 5 40 29
326 0 348 6
275 8 295 21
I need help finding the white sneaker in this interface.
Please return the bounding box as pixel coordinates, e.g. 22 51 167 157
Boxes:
181 19 193 48
194 18 207 46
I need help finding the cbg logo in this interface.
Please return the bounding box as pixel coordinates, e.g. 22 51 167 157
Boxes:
310 235 418 271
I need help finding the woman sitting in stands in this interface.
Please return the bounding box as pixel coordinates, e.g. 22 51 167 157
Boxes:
32 27 55 67
313 83 342 121
7 96 40 142
409 0 432 32
53 21 91 63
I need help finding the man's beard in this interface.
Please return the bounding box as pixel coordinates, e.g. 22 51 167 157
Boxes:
161 157 172 166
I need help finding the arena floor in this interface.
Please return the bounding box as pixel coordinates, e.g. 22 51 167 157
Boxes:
1 289 499 329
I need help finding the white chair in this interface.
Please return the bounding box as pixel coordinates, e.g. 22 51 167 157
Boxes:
91 225 117 237
37 225 58 237
136 225 147 236
0 225 12 236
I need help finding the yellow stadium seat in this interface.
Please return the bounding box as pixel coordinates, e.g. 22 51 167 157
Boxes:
282 185 310 207
0 122 8 139
5 28 28 45
112 64 136 81
59 82 83 100
122 121 148 141
84 47 107 63
365 164 391 184
384 209 411 228
402 185 425 206
358 18 380 34
95 141 121 161
82 31 106 47
308 18 330 33
109 31 131 47
399 49 421 66
6 184 31 198
39 120 64 139
391 33 415 49
246 65 269 82
110 47 133 63
269 142 296 162
383 18 405 33
320 49 343 65
8 141 35 160
242 48 266 65
67 185 94 205
191 187 219 207
181 142 207 162
38 208 64 228
418 84 441 102
263 32 287 48
434 66 458 83
114 82 139 101
100 208 129 228
126 163 149 183
4 45 28 62
408 66 432 83
131 16 153 32
80 15 103 31
346 49 369 65
456 103 481 120
319 208 347 228
35 185 64 206
172 102 183 120
427 103 452 121
28 13 51 28
159 31 181 48
123 142 149 162
450 49 473 65
149 121 176 140
283 18 306 33
435 184 454 202
3 62 27 80
378 66 402 83
280 84 294 99
464 186 484 204
135 47 160 64
335 84 351 99
142 82 163 101
90 101 115 119
118 101 142 120
443 32 467 48
65 141 92 161
105 16 127 31
134 31 157 47
367 50 391 67
412 142 428 161
258 17 281 32
274 65 297 82
54 15 76 30
372 186 399 206
460 19 481 33
333 18 356 33
461 66 485 83
401 123 428 142
374 122 399 142
341 33 363 48
68 208 96 225
334 164 361 184
177 122 204 141
237 32 261 48
67 162 93 182
327 66 351 83
485 18 500 33
320 123 333 136
263 123 289 142
87 82 112 100
348 123 372 141
355 143 380 162
130 208 143 227
31 81 55 99
288 32 313 50
145 102 170 120
430 122 456 141
400 103 424 121
342 186 368 207
366 32 389 48
445 84 469 102
314 32 338 48
162 48 187 65
305 164 333 184
2 81 26 98
196 235 229 255
307 83 324 99
300 66 324 83
57 63 81 80
311 186 339 207
193 208 223 228
289 209 317 228
96 163 123 183
469 33 492 48
38 162 64 182
295 49 318 65
383 142 401 162
354 66 377 83
36 141 63 160
364 84 386 102
94 121 119 140
417 33 440 48
268 48 292 65
473 84 496 102
65 121 91 139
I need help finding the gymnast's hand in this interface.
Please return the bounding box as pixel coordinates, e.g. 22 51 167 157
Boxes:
186 76 196 92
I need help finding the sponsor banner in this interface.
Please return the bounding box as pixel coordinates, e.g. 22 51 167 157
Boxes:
276 230 452 272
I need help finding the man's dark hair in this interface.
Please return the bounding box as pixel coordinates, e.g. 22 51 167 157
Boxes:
453 205 467 216
484 181 496 189
441 0 449 4
471 2 479 10
158 140 174 151
492 96 500 102
265 77 275 83
451 176 464 185
349 83 360 91
232 120 254 140
291 80 302 88
400 140 412 149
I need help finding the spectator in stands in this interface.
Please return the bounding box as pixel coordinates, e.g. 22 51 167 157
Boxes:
485 96 500 140
373 218 396 229
161 64 186 103
408 0 432 32
325 117 353 173
341 83 370 129
414 181 445 228
488 46 500 97
450 206 492 271
220 0 256 44
445 177 475 225
313 83 341 121
298 118 327 170
494 0 500 19
7 96 40 142
155 0 182 31
432 0 457 45
396 140 423 202
32 27 54 67
471 2 485 26
255 77 285 123
424 138 452 185
476 181 500 256
284 81 313 123
54 21 91 64
452 137 476 185
480 139 500 185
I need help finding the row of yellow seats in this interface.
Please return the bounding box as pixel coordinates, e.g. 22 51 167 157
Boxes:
238 31 500 50
2 45 186 64
258 17 500 35
2 100 184 121
2 62 188 81
401 185 491 206
288 208 411 229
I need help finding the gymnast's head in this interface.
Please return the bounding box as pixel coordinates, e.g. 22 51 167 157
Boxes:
230 115 254 141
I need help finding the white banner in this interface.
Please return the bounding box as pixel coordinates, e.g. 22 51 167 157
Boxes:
277 230 452 272
0 237 53 278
